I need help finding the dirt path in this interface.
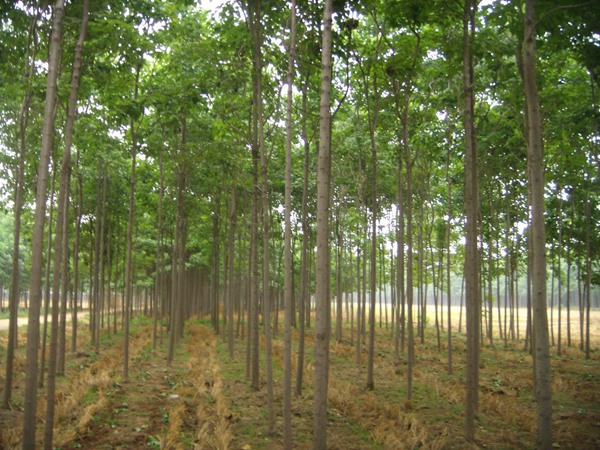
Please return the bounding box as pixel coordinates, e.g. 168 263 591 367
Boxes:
0 311 89 331
55 320 234 450
0 316 31 330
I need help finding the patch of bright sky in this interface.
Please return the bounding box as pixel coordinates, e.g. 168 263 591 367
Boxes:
200 0 229 15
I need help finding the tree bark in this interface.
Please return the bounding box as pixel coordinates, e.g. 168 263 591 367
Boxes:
153 152 164 350
584 194 591 360
123 58 142 381
39 169 56 389
227 187 237 358
358 26 381 391
2 3 40 408
463 0 481 441
295 70 312 397
313 0 333 445
523 0 552 446
283 1 297 446
445 126 453 374
21 1 65 447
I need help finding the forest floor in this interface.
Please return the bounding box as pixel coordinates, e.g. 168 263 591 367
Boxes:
0 311 599 449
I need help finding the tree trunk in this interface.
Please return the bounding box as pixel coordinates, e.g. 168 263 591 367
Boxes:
355 243 362 369
43 39 90 435
250 0 275 429
295 69 312 397
389 25 420 399
463 0 481 441
39 169 57 389
523 0 552 446
153 152 164 350
283 1 297 446
2 3 39 407
123 58 142 381
335 212 343 343
445 133 453 374
557 196 563 355
584 194 591 360
358 29 381 391
227 188 237 358
71 153 83 352
56 167 71 376
395 150 405 358
21 1 65 447
168 109 188 363
313 0 333 445
44 161 69 450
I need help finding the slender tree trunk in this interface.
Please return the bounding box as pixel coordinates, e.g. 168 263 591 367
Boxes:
335 212 343 343
486 198 495 346
584 194 591 360
153 152 164 350
44 166 68 450
3 5 38 405
227 188 237 358
445 137 453 374
361 34 381 391
313 0 333 445
39 169 56 389
169 233 180 359
523 0 552 446
123 59 142 382
250 1 276 429
566 229 572 347
283 2 297 446
355 243 362 369
390 26 420 399
90 161 102 347
431 240 441 351
550 250 556 347
71 160 83 352
22 1 64 447
96 173 107 350
463 0 481 440
56 169 71 376
295 70 312 397
396 153 405 358
577 261 584 349
246 1 261 393
44 36 90 434
557 197 563 355
168 110 188 363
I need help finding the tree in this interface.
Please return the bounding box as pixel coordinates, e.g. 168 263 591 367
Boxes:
463 0 481 441
313 0 334 447
2 0 41 410
356 5 383 392
522 0 552 446
21 1 65 447
283 0 297 447
43 1 89 447
123 57 142 382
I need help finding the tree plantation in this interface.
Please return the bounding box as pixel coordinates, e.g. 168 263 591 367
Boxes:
0 0 599 449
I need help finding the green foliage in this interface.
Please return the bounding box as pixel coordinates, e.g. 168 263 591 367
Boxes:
0 210 28 292
0 0 598 315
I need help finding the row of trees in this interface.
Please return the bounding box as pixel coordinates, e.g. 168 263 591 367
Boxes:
0 0 598 448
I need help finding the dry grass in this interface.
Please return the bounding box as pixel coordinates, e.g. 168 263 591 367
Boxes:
0 321 155 449
185 322 233 450
2 308 598 450
162 399 185 450
53 325 151 447
265 307 599 449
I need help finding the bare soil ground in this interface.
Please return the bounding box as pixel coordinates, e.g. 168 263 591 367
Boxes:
0 311 599 449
